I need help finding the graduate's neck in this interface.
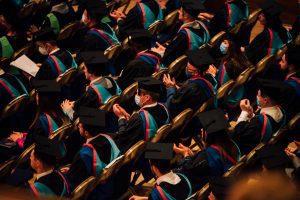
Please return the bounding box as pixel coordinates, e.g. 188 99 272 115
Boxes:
36 164 54 175
89 74 100 82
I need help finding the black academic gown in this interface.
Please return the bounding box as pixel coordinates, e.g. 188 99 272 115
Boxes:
232 111 285 155
29 170 69 197
41 2 76 32
162 20 210 66
245 26 291 65
173 151 209 192
148 173 192 200
116 103 169 153
167 75 216 119
81 23 117 52
73 76 120 112
35 49 76 80
117 50 162 90
67 134 114 188
209 0 248 36
0 73 28 111
117 0 161 39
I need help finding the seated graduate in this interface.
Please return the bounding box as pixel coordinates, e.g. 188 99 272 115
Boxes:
209 0 248 36
40 0 76 35
130 143 192 200
8 80 68 150
163 48 216 118
232 79 288 154
152 0 211 66
118 29 165 90
110 0 163 40
0 7 26 59
173 109 241 191
67 107 120 190
61 51 121 120
28 136 70 197
80 0 119 52
113 77 170 152
0 67 28 113
278 44 300 119
34 28 78 80
243 0 292 65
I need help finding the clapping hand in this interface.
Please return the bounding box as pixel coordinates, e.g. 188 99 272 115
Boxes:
151 42 166 57
113 104 130 120
173 143 194 158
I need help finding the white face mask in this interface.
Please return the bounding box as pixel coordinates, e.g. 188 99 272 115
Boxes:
81 13 88 25
38 47 48 55
134 94 143 107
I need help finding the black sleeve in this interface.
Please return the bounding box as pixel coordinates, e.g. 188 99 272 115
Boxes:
67 153 90 189
232 117 263 154
162 32 188 66
116 113 144 153
117 7 142 39
24 119 46 148
35 62 57 80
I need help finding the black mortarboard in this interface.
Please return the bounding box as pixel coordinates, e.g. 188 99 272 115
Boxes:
34 136 66 165
257 79 290 102
33 27 57 42
209 177 233 200
32 80 61 94
260 0 283 17
186 49 215 71
127 29 152 41
256 144 290 169
86 0 108 17
196 108 229 135
78 107 106 128
80 51 108 65
145 143 173 160
181 0 206 18
135 77 163 94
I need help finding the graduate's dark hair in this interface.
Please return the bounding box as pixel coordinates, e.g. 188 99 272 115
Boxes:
81 124 103 136
149 159 171 174
205 130 239 162
139 89 160 102
30 92 68 129
224 58 246 80
34 148 57 166
86 63 109 77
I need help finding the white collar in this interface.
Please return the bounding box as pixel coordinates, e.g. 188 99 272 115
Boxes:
86 133 103 144
156 171 181 185
49 48 60 55
90 76 103 85
260 106 283 123
36 169 54 180
142 102 158 109
0 69 4 75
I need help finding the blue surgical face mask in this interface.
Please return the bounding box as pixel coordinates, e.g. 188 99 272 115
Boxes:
256 96 261 107
185 68 192 78
135 94 143 107
219 42 228 55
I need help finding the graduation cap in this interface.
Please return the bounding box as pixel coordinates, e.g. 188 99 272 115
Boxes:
31 80 61 94
33 27 57 42
127 29 152 41
80 51 108 65
209 177 233 200
257 78 291 103
181 0 206 18
186 49 215 71
256 144 290 169
86 0 108 17
145 143 173 160
196 108 229 135
77 106 106 128
135 77 163 94
260 0 283 17
34 135 66 165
